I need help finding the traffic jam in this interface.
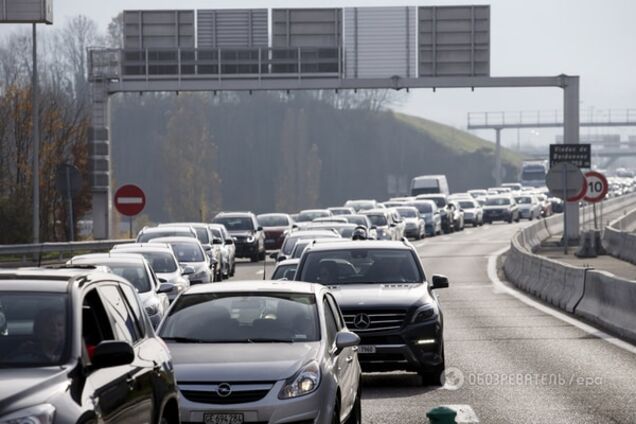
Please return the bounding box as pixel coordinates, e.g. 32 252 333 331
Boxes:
1 170 629 424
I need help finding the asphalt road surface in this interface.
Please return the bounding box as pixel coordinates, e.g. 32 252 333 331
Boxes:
232 222 636 424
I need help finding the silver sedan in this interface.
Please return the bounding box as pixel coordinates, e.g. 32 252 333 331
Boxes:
158 281 362 424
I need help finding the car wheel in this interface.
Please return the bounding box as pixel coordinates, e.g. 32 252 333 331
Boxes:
344 385 362 424
230 262 236 276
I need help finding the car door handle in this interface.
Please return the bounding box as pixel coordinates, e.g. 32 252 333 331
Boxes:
346 355 354 363
352 346 359 352
126 377 135 390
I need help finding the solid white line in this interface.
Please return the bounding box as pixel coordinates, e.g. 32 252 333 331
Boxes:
117 197 143 204
487 246 636 355
256 269 264 275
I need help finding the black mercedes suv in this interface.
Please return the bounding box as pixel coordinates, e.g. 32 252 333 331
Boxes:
294 240 449 385
0 267 179 424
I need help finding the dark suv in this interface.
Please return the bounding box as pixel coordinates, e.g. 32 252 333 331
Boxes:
213 212 265 262
0 267 179 424
294 241 449 385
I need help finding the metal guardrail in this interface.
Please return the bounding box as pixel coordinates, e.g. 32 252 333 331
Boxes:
89 47 342 82
0 239 135 265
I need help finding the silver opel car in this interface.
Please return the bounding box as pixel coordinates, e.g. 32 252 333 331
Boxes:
158 281 362 424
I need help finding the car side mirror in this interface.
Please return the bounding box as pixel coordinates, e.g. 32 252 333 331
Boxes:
182 266 195 276
158 282 176 294
370 226 377 230
203 245 212 251
276 255 286 262
432 274 449 289
269 252 279 260
390 223 396 228
335 331 360 355
225 238 234 245
292 224 299 229
257 226 263 232
212 238 223 245
90 341 134 370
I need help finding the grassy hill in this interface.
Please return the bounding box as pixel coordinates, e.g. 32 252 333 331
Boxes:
112 93 524 220
395 112 523 166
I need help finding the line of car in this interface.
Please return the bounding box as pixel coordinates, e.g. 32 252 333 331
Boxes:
0 182 567 423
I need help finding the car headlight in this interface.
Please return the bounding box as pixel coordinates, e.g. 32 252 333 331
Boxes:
0 404 55 424
412 304 437 323
279 361 321 399
246 236 255 243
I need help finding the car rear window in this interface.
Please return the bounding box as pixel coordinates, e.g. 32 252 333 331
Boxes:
138 230 193 243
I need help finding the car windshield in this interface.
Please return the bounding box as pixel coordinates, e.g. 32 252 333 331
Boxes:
171 242 205 262
515 197 532 204
292 241 312 258
258 215 289 227
346 201 375 211
192 228 209 244
138 230 193 243
93 262 153 292
272 264 297 280
330 209 350 215
411 203 433 214
396 208 417 218
365 214 388 227
214 217 254 231
299 249 423 284
345 216 369 226
486 198 511 206
210 228 223 240
122 251 178 273
0 293 68 367
159 292 319 343
297 211 329 222
419 197 446 208
522 170 546 181
458 201 476 209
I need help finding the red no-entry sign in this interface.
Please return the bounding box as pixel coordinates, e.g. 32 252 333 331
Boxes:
114 184 146 217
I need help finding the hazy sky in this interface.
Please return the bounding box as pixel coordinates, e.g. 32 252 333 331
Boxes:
2 0 635 148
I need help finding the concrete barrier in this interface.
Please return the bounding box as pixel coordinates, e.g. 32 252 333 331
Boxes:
576 270 636 344
603 208 636 265
502 192 636 341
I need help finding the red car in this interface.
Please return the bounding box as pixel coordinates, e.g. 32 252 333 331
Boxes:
257 213 295 250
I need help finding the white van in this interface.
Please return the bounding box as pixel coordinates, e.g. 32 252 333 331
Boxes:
410 175 450 196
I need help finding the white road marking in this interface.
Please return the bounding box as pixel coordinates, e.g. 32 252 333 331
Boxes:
256 269 264 275
487 246 636 355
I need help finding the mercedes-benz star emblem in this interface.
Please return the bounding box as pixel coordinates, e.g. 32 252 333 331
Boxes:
353 313 371 329
216 383 232 398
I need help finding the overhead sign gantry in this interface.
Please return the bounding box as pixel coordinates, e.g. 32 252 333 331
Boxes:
87 5 580 243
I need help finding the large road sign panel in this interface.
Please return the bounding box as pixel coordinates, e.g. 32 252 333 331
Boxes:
114 184 146 217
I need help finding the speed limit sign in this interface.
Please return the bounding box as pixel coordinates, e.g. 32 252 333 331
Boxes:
583 171 608 203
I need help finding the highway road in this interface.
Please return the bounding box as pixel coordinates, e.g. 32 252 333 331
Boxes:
232 222 636 424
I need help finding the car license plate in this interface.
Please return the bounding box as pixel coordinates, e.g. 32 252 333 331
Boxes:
357 345 376 354
203 413 244 424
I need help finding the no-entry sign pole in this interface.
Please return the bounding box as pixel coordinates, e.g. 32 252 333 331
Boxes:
114 184 146 239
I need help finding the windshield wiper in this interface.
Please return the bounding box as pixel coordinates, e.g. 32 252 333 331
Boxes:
246 337 295 343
